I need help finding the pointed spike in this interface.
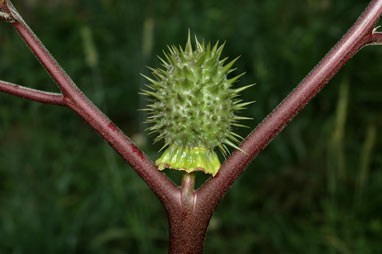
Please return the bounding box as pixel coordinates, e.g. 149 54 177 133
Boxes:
216 41 226 58
140 73 155 82
219 57 229 65
172 45 179 55
148 123 165 130
167 45 174 55
217 144 228 158
140 73 166 88
227 68 237 74
146 66 156 72
230 131 244 140
144 84 155 90
222 56 240 73
232 123 250 128
224 139 247 155
228 72 246 84
195 35 203 52
150 69 168 80
206 41 211 56
222 143 230 154
145 119 156 124
154 133 166 143
234 115 253 121
148 131 159 136
159 141 170 152
163 50 177 65
226 133 240 143
185 30 192 54
140 89 161 100
162 50 172 62
211 40 220 54
217 41 226 53
234 101 255 110
235 84 255 93
157 55 169 67
233 99 243 104
178 46 187 61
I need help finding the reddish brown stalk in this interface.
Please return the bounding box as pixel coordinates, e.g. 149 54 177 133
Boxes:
0 80 64 105
1 0 381 253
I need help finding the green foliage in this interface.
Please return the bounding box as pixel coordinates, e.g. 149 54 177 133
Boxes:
0 0 381 253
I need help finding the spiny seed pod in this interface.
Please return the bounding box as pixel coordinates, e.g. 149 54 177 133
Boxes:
141 32 253 176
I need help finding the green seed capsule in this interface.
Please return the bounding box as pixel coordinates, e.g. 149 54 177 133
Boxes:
141 32 253 176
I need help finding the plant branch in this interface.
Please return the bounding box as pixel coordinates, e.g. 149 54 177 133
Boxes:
0 80 65 105
0 0 179 208
197 0 382 212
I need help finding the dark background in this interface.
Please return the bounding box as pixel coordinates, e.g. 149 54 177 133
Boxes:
0 0 381 253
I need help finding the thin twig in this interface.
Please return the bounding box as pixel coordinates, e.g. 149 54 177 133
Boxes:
0 80 65 105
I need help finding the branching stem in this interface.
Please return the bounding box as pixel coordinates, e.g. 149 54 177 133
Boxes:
0 80 64 105
1 0 381 253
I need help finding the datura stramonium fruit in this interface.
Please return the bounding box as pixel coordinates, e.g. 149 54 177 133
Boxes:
141 33 253 176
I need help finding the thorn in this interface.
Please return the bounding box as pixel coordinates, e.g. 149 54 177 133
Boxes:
234 115 253 121
195 35 203 52
206 41 211 56
138 108 151 112
226 133 240 143
232 123 250 128
159 141 170 152
144 83 154 90
185 30 192 54
216 41 226 59
372 26 381 34
157 56 169 67
224 139 247 155
228 72 245 84
140 89 161 99
218 143 229 157
234 101 255 110
219 57 229 65
230 131 244 140
162 50 172 62
218 144 228 159
211 40 220 54
235 84 255 93
222 56 240 73
140 73 155 82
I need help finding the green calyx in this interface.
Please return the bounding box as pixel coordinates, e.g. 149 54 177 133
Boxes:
156 144 221 176
142 32 253 176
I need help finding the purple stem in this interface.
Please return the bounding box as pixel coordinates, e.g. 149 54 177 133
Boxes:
0 80 64 105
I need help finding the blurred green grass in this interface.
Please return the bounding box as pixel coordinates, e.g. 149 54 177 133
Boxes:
0 0 381 253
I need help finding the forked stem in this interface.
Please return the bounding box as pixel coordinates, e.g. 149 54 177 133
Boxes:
1 0 381 253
